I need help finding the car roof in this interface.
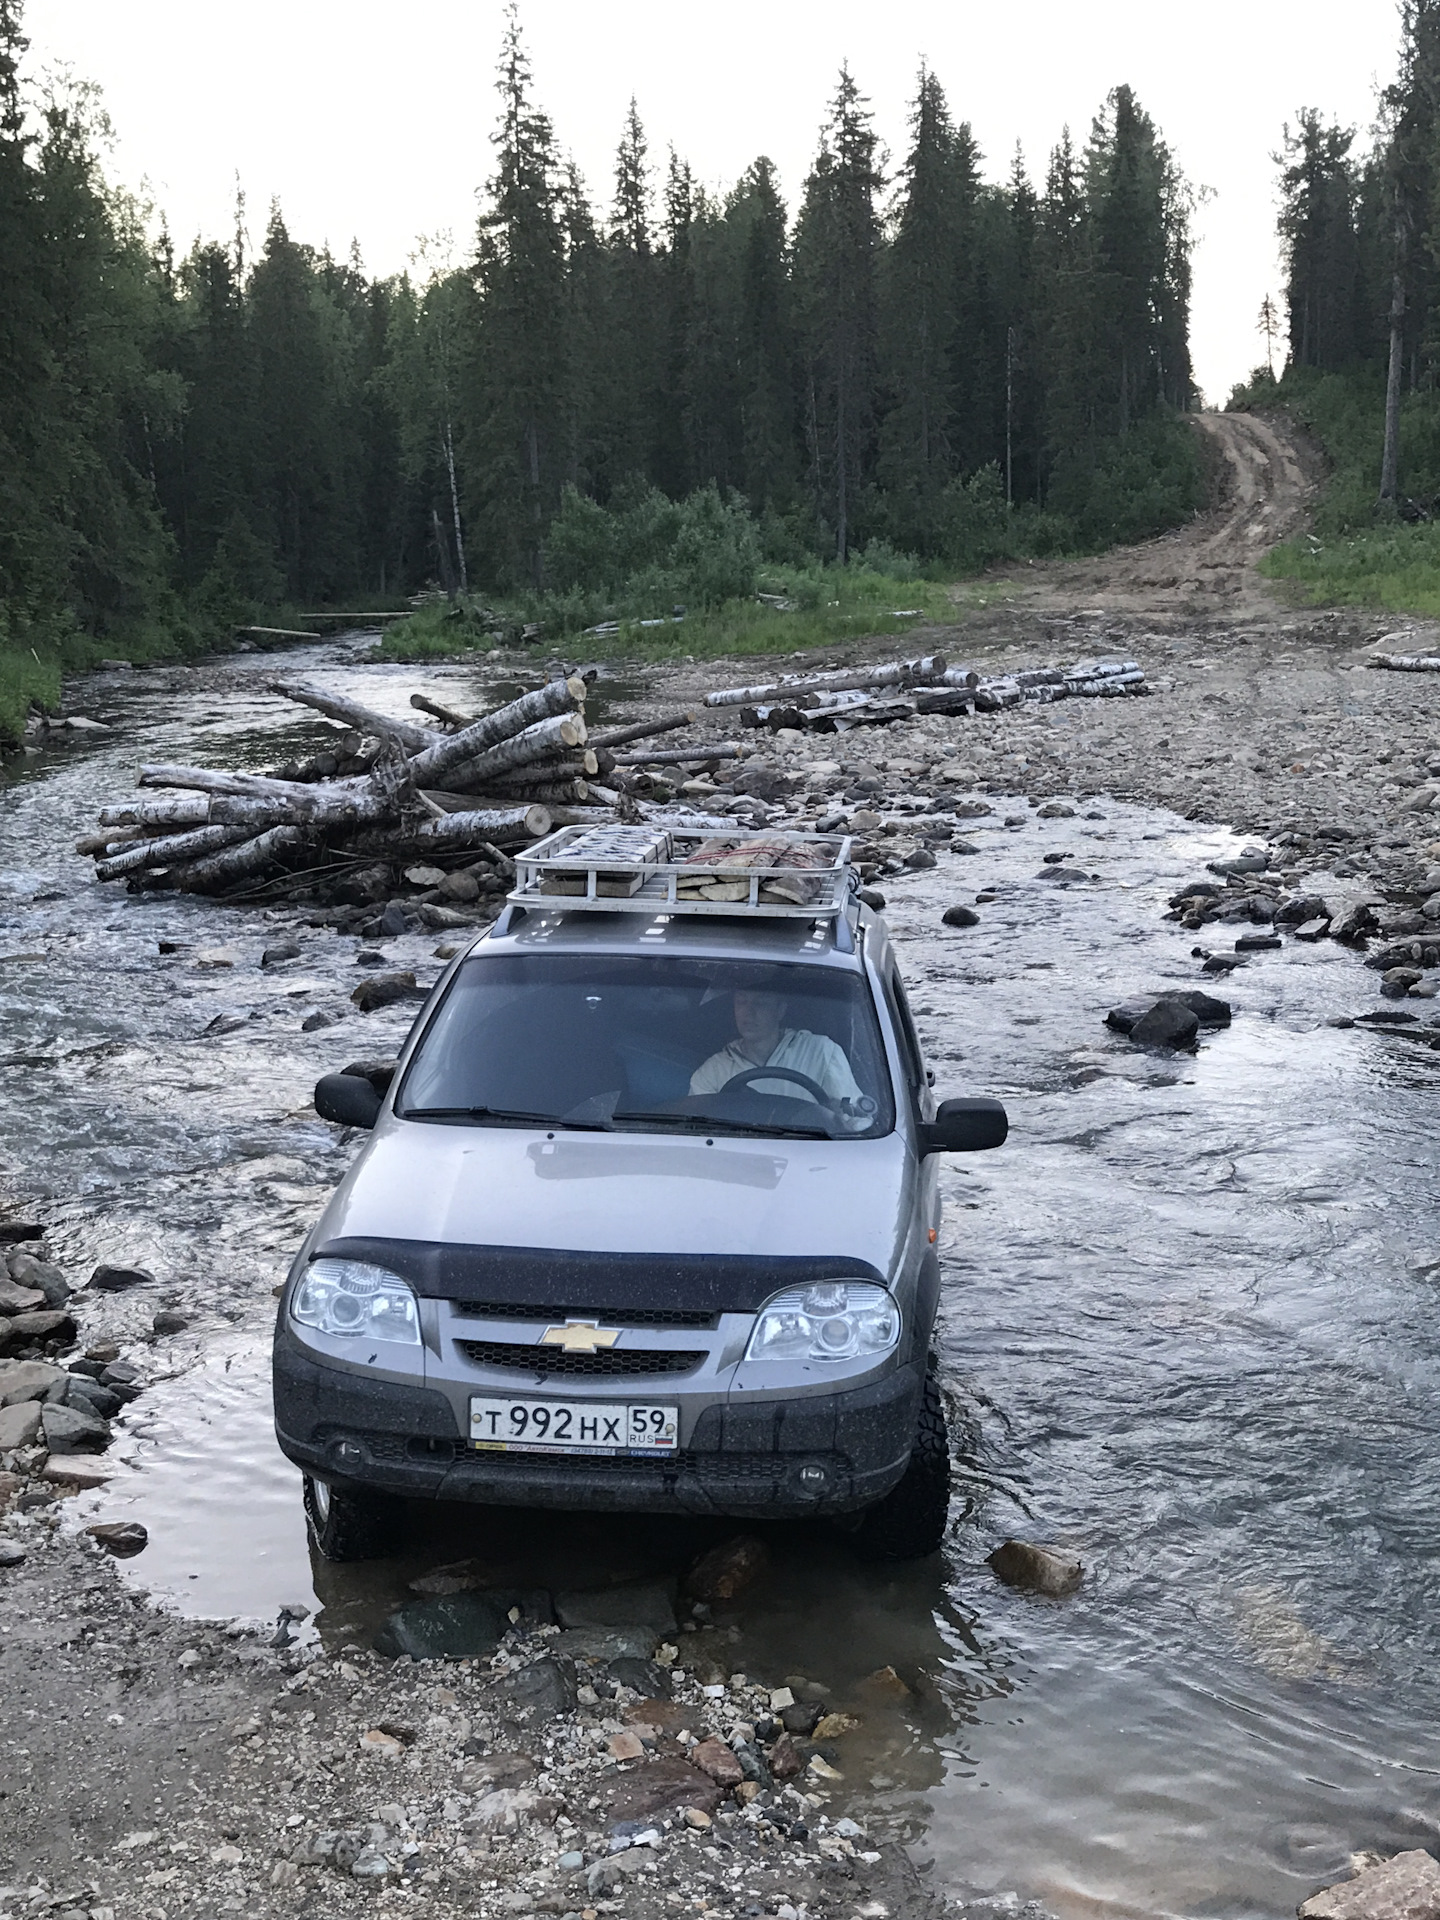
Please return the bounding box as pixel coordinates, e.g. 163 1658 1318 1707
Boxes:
474 904 875 973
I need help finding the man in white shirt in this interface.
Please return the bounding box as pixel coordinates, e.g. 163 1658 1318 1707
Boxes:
690 985 867 1118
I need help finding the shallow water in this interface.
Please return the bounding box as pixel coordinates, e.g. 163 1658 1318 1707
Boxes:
3 644 1439 1919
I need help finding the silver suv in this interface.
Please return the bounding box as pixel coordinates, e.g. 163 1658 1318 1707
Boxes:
273 831 1006 1562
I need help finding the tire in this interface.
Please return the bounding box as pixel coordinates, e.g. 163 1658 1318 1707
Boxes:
303 1474 404 1562
851 1365 951 1561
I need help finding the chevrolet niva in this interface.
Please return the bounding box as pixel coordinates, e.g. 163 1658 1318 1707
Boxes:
273 828 1006 1562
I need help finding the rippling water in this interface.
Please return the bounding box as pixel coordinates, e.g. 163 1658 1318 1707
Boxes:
3 644 1438 1919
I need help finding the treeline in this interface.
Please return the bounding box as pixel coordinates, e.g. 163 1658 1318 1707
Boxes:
1253 0 1440 513
0 0 1199 681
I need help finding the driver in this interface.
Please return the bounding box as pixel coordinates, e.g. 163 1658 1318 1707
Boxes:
690 975 868 1118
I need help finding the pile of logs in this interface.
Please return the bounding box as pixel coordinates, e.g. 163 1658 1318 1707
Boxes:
78 675 645 903
705 654 1147 732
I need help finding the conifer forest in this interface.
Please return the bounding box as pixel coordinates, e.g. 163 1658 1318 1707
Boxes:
0 0 1201 718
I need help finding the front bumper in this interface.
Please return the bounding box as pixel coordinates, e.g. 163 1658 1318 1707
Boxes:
272 1328 921 1518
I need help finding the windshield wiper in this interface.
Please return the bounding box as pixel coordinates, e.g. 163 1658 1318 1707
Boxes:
613 1111 833 1141
401 1106 613 1131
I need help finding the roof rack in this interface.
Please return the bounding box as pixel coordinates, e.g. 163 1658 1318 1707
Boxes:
508 824 856 919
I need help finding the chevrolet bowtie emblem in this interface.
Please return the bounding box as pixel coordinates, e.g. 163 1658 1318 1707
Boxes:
540 1320 621 1354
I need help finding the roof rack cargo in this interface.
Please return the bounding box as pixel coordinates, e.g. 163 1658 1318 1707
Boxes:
508 824 857 919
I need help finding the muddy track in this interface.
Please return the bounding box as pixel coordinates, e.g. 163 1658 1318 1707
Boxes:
989 409 1325 622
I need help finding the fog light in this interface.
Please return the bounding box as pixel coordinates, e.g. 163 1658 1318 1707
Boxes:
797 1462 829 1492
330 1437 367 1472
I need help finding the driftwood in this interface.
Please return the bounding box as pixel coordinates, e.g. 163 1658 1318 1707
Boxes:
93 823 252 883
446 713 587 790
610 744 746 767
1366 653 1440 672
174 824 309 891
405 677 586 788
270 680 439 753
587 712 695 750
410 692 477 729
705 656 948 707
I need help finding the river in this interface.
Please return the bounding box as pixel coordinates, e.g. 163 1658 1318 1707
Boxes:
2 640 1437 1920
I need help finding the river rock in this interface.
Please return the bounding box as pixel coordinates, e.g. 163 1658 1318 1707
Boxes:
0 1280 45 1316
1298 1850 1440 1920
0 1359 68 1405
0 1400 43 1449
0 1310 76 1351
41 1400 110 1452
85 1521 148 1557
0 1221 43 1244
555 1582 677 1638
38 1457 110 1488
374 1590 510 1660
152 1310 189 1336
460 1751 537 1793
780 1700 825 1737
987 1539 1084 1596
0 1540 25 1567
486 1656 576 1721
1127 999 1199 1050
1036 802 1075 818
943 905 980 928
607 1655 672 1698
690 1736 744 1786
857 887 886 910
89 1263 155 1292
1294 917 1332 942
953 800 993 818
351 971 419 1012
596 1753 724 1824
467 1787 560 1832
65 1376 120 1418
685 1534 769 1603
6 1254 70 1306
260 941 302 968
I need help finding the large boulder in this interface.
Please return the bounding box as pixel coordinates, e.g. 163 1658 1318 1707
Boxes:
373 1590 511 1660
1298 1851 1440 1920
987 1539 1084 1597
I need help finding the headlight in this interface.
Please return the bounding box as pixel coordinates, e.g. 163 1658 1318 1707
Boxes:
744 1282 900 1365
291 1259 421 1345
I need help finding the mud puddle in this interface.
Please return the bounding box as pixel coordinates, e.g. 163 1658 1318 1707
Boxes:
5 646 1440 1918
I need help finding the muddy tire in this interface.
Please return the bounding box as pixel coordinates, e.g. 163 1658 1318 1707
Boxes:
851 1365 950 1561
303 1475 403 1562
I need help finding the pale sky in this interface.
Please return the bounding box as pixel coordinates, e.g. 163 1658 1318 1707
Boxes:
30 0 1398 407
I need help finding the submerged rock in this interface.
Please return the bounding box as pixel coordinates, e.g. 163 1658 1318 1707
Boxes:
89 1263 155 1292
85 1520 148 1557
351 971 419 1013
987 1539 1084 1597
685 1534 769 1604
943 904 981 928
554 1582 677 1639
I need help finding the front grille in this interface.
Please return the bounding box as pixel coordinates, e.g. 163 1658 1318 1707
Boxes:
456 1339 707 1379
451 1302 719 1330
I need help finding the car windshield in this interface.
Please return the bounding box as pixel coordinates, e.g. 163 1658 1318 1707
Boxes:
397 953 895 1141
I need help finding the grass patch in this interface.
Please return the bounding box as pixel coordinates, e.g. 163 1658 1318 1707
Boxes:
378 569 958 667
1238 364 1440 615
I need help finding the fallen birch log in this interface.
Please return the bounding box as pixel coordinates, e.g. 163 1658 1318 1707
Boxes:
173 824 309 892
94 823 253 883
610 744 746 766
1366 653 1440 671
587 712 694 750
351 805 552 855
410 693 477 729
705 656 947 708
445 713 588 791
271 680 439 753
403 677 586 789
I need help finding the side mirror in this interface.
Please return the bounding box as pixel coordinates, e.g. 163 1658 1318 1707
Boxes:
919 1096 1008 1155
315 1071 383 1130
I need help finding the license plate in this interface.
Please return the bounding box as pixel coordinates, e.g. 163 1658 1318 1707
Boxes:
468 1396 679 1455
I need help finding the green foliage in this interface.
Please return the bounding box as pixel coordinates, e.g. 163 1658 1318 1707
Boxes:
1047 412 1205 545
1252 365 1440 610
542 482 759 609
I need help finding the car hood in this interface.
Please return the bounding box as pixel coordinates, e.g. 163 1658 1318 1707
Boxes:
317 1120 913 1278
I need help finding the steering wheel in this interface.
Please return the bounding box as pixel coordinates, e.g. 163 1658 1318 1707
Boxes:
723 1065 837 1108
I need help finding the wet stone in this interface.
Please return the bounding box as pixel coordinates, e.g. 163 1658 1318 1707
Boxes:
0 1541 25 1568
1128 1000 1199 1050
260 941 301 968
0 1359 68 1404
486 1655 576 1721
1299 1850 1440 1920
0 1309 75 1350
685 1533 769 1603
943 905 981 928
554 1582 677 1638
373 1590 511 1660
1235 933 1283 952
6 1254 70 1306
351 971 419 1012
40 1400 110 1452
988 1539 1085 1596
152 1310 189 1335
606 1655 672 1698
0 1279 45 1316
89 1263 155 1292
85 1520 148 1557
